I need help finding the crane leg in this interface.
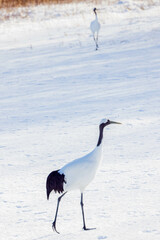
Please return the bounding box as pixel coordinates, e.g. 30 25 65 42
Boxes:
96 33 99 50
93 34 98 50
80 193 96 231
52 191 67 234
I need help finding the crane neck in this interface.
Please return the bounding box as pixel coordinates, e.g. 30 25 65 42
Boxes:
97 125 104 147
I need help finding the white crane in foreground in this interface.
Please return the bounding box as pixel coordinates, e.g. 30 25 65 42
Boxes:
90 8 101 50
46 118 121 234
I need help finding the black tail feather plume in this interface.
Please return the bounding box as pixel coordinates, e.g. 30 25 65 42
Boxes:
46 170 66 200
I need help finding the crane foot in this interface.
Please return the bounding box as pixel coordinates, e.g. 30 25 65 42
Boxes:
83 226 96 231
52 221 60 234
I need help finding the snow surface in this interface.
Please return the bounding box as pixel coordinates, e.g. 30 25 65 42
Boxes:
0 1 160 240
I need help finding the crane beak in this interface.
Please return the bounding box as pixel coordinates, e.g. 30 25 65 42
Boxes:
110 121 122 125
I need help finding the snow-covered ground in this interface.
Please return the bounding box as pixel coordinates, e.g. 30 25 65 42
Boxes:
0 1 160 240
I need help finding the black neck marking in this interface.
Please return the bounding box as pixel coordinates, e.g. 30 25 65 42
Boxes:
94 8 97 15
97 123 105 147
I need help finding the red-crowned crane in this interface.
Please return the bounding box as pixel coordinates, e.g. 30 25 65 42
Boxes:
46 118 121 233
90 8 101 50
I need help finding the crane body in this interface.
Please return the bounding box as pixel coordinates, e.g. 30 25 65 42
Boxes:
59 144 102 192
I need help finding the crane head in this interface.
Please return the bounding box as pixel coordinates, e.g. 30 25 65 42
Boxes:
100 118 121 128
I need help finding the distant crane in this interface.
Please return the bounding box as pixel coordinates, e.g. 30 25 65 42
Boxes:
46 118 121 233
90 8 101 50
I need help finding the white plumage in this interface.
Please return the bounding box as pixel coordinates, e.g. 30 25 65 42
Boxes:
90 8 101 50
59 144 102 192
46 118 121 233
